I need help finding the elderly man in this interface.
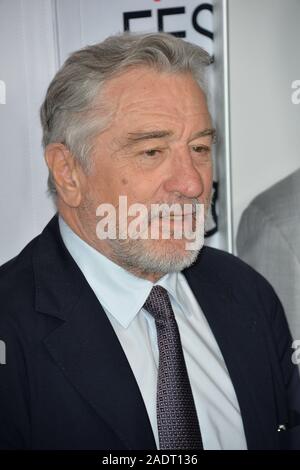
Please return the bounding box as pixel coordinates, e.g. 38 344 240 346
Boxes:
0 33 299 451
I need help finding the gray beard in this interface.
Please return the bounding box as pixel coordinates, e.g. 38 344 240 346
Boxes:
107 233 204 276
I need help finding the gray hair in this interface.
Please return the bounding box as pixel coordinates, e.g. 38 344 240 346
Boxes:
40 32 212 195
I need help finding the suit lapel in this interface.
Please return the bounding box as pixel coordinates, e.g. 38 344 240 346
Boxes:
33 215 156 450
183 260 278 450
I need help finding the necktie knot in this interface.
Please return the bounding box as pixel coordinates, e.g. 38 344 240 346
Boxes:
143 285 174 323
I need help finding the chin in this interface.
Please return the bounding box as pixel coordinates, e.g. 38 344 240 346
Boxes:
108 234 204 275
133 238 203 274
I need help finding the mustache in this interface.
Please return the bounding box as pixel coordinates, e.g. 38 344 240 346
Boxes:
148 197 211 221
111 196 211 225
151 201 198 219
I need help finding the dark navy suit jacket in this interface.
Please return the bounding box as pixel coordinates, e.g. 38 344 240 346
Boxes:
0 215 300 450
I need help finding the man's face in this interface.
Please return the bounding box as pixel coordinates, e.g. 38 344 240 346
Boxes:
78 67 214 278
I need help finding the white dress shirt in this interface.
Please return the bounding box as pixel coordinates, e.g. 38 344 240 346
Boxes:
59 216 247 450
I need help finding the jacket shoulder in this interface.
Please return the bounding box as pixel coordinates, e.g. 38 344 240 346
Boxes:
187 246 281 316
237 170 300 256
244 169 300 226
193 245 266 283
0 236 38 323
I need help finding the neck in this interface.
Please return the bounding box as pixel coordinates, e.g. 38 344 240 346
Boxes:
58 207 165 284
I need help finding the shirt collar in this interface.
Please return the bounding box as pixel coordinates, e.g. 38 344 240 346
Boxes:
58 216 191 328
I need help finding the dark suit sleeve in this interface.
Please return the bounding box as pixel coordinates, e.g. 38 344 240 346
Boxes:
272 296 300 410
0 313 31 449
259 279 300 448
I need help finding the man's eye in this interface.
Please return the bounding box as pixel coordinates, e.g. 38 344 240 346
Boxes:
192 145 210 154
143 149 160 157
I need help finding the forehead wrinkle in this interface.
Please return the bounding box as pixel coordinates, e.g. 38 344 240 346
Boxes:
103 66 208 119
106 82 207 122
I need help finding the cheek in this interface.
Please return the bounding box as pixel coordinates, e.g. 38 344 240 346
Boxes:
197 164 213 183
205 167 213 185
206 162 213 177
201 167 213 197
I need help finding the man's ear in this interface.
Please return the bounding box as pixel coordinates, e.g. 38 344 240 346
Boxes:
45 143 84 207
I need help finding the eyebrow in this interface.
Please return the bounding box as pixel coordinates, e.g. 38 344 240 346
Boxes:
123 127 216 147
125 130 174 144
190 128 216 141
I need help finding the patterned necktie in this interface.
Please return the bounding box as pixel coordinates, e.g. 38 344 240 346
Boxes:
143 285 204 450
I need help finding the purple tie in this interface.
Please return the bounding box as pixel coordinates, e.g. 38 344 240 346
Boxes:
143 285 204 450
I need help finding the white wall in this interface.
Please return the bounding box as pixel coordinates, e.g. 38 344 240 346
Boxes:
0 0 57 265
227 0 300 244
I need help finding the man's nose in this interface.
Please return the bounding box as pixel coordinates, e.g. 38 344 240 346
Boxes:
163 150 205 199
